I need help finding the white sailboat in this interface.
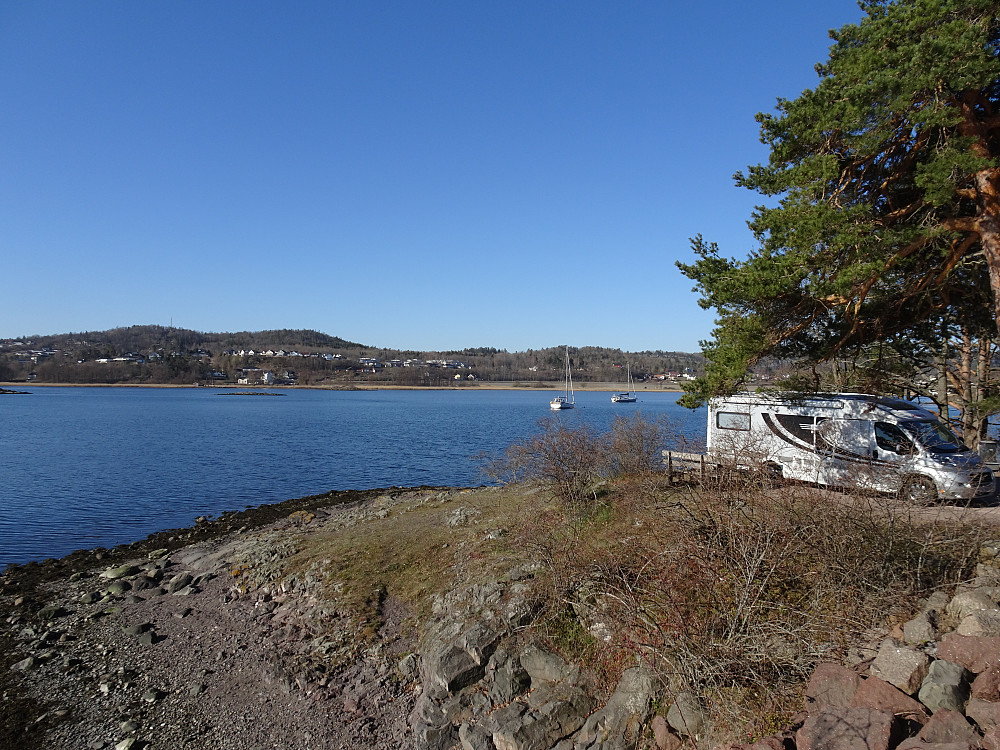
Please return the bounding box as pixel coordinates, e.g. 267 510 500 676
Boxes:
611 363 637 403
550 348 575 410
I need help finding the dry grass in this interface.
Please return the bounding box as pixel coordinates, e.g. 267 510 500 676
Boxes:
236 414 999 743
278 487 536 643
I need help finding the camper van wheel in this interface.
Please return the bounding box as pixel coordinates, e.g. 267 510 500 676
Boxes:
901 474 937 505
764 462 783 486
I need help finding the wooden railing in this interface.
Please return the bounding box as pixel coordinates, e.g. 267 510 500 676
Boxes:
661 450 714 482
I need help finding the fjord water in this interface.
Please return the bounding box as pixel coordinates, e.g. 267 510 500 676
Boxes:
1 387 705 570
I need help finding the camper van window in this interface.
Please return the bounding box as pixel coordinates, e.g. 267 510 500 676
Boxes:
902 420 967 454
717 412 750 431
875 422 913 454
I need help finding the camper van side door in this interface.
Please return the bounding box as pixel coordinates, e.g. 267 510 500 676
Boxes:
816 419 876 488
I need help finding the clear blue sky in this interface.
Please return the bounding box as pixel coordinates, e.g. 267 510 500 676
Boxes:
1 1 865 353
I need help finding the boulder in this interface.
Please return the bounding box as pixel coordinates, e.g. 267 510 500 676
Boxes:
870 639 930 695
958 609 1000 637
937 634 1000 674
850 676 928 721
973 665 1000 701
488 650 530 704
666 691 705 738
918 660 970 714
948 590 997 621
906 709 979 745
805 663 861 709
492 685 593 750
967 697 1000 731
100 564 140 580
796 706 895 750
903 612 937 646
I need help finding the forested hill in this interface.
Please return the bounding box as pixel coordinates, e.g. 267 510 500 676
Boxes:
6 326 366 354
0 325 706 386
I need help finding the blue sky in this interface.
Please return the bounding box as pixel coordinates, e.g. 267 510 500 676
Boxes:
1 1 865 353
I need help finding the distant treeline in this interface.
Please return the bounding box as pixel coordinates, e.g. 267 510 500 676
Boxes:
0 325 707 386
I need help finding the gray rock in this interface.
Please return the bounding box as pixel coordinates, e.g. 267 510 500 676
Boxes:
666 691 705 739
492 685 593 750
520 645 576 685
105 580 131 597
37 604 68 620
923 590 951 614
902 612 937 646
11 655 38 672
573 666 654 749
459 721 495 750
947 589 996 620
166 572 193 593
425 641 486 693
870 639 930 694
100 564 140 580
398 653 419 678
918 659 970 713
489 652 530 704
957 608 1000 636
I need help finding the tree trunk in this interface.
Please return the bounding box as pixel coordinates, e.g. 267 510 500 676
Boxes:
975 168 1000 339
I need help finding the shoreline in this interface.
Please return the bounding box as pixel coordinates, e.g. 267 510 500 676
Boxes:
0 485 459 749
0 380 684 393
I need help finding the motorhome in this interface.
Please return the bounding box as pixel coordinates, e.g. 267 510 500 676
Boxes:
707 393 996 503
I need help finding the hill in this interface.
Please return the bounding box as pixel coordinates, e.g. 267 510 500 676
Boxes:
0 326 706 386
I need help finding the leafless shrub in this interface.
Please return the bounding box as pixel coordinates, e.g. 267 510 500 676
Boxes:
481 417 610 507
608 413 687 478
482 414 698 509
505 433 994 743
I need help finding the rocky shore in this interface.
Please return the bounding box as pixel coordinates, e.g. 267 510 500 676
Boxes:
7 484 1000 750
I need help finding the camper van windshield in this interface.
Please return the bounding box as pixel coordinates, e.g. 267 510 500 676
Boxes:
902 420 967 454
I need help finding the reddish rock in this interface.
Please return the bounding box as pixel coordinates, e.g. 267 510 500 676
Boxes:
908 709 979 745
744 736 788 750
897 742 980 750
850 676 929 721
796 706 895 750
973 665 1000 700
967 698 1000 731
983 724 1000 750
937 634 1000 674
806 664 862 710
652 715 684 750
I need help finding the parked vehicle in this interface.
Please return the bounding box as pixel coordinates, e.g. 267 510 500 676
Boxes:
707 392 996 503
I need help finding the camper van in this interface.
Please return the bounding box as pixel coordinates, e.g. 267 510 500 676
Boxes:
707 393 996 503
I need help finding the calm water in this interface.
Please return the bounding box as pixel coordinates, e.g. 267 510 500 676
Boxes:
0 387 705 570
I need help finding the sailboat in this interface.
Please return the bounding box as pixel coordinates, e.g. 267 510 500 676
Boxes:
611 363 637 403
550 348 575 410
